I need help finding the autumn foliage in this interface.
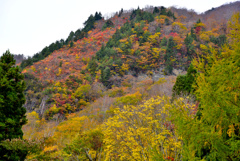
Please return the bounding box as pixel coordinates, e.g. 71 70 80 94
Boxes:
16 4 240 160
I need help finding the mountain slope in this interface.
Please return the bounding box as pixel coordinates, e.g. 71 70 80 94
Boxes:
20 3 240 160
22 4 239 117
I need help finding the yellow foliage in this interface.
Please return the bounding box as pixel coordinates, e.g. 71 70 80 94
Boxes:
50 104 60 114
200 44 209 54
115 47 123 53
28 111 39 120
228 12 240 47
115 91 142 105
43 145 59 153
31 66 36 72
200 33 210 42
54 81 61 87
56 68 62 76
88 30 92 35
172 22 187 30
148 32 161 44
53 116 88 147
103 96 185 160
120 63 129 73
195 22 206 28
75 54 80 59
159 15 168 19
152 48 160 58
119 38 128 43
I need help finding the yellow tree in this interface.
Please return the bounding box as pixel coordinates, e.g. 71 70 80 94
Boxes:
103 96 187 160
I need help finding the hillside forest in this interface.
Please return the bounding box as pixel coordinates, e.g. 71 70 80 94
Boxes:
0 2 240 160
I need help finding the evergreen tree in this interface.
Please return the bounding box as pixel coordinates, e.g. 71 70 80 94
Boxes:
70 41 74 48
190 27 197 40
101 67 111 88
184 34 195 59
94 12 103 21
83 14 96 32
102 20 114 30
160 6 167 15
0 50 27 160
172 64 197 97
153 7 160 14
87 59 98 76
118 8 123 17
160 37 167 47
164 36 175 62
164 37 175 74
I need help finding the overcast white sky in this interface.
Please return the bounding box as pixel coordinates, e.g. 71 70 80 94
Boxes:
0 0 238 56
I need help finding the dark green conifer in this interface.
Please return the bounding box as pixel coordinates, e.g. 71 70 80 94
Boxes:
0 50 27 160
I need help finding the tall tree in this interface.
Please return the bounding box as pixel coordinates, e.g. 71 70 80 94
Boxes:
0 50 27 160
174 13 240 160
164 37 175 74
184 34 195 59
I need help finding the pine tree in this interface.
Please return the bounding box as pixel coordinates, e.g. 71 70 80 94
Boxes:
184 34 195 59
153 7 159 14
101 67 111 87
160 37 167 47
0 50 27 160
172 64 197 97
164 37 175 74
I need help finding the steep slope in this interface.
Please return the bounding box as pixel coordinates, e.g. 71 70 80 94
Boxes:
22 28 117 82
21 4 240 160
22 14 128 116
22 4 239 118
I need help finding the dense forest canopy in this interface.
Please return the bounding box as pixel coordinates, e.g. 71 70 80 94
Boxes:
0 2 240 160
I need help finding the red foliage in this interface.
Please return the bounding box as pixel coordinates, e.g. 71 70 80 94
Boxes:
24 27 117 83
169 32 178 37
195 26 201 34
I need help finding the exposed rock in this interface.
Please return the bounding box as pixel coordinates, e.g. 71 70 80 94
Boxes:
39 96 49 116
172 69 187 76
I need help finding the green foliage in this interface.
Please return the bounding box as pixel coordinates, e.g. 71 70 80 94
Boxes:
173 13 240 160
210 34 227 46
70 41 74 48
184 34 195 59
160 6 167 15
101 67 111 87
96 45 116 60
19 7 240 161
190 27 197 40
130 7 154 23
102 20 114 30
21 40 64 69
160 37 167 47
83 12 103 32
66 31 75 44
74 84 91 101
64 129 104 160
0 139 40 161
153 7 160 14
118 8 123 17
167 10 176 20
0 50 28 160
172 64 197 97
87 59 98 76
164 37 176 74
